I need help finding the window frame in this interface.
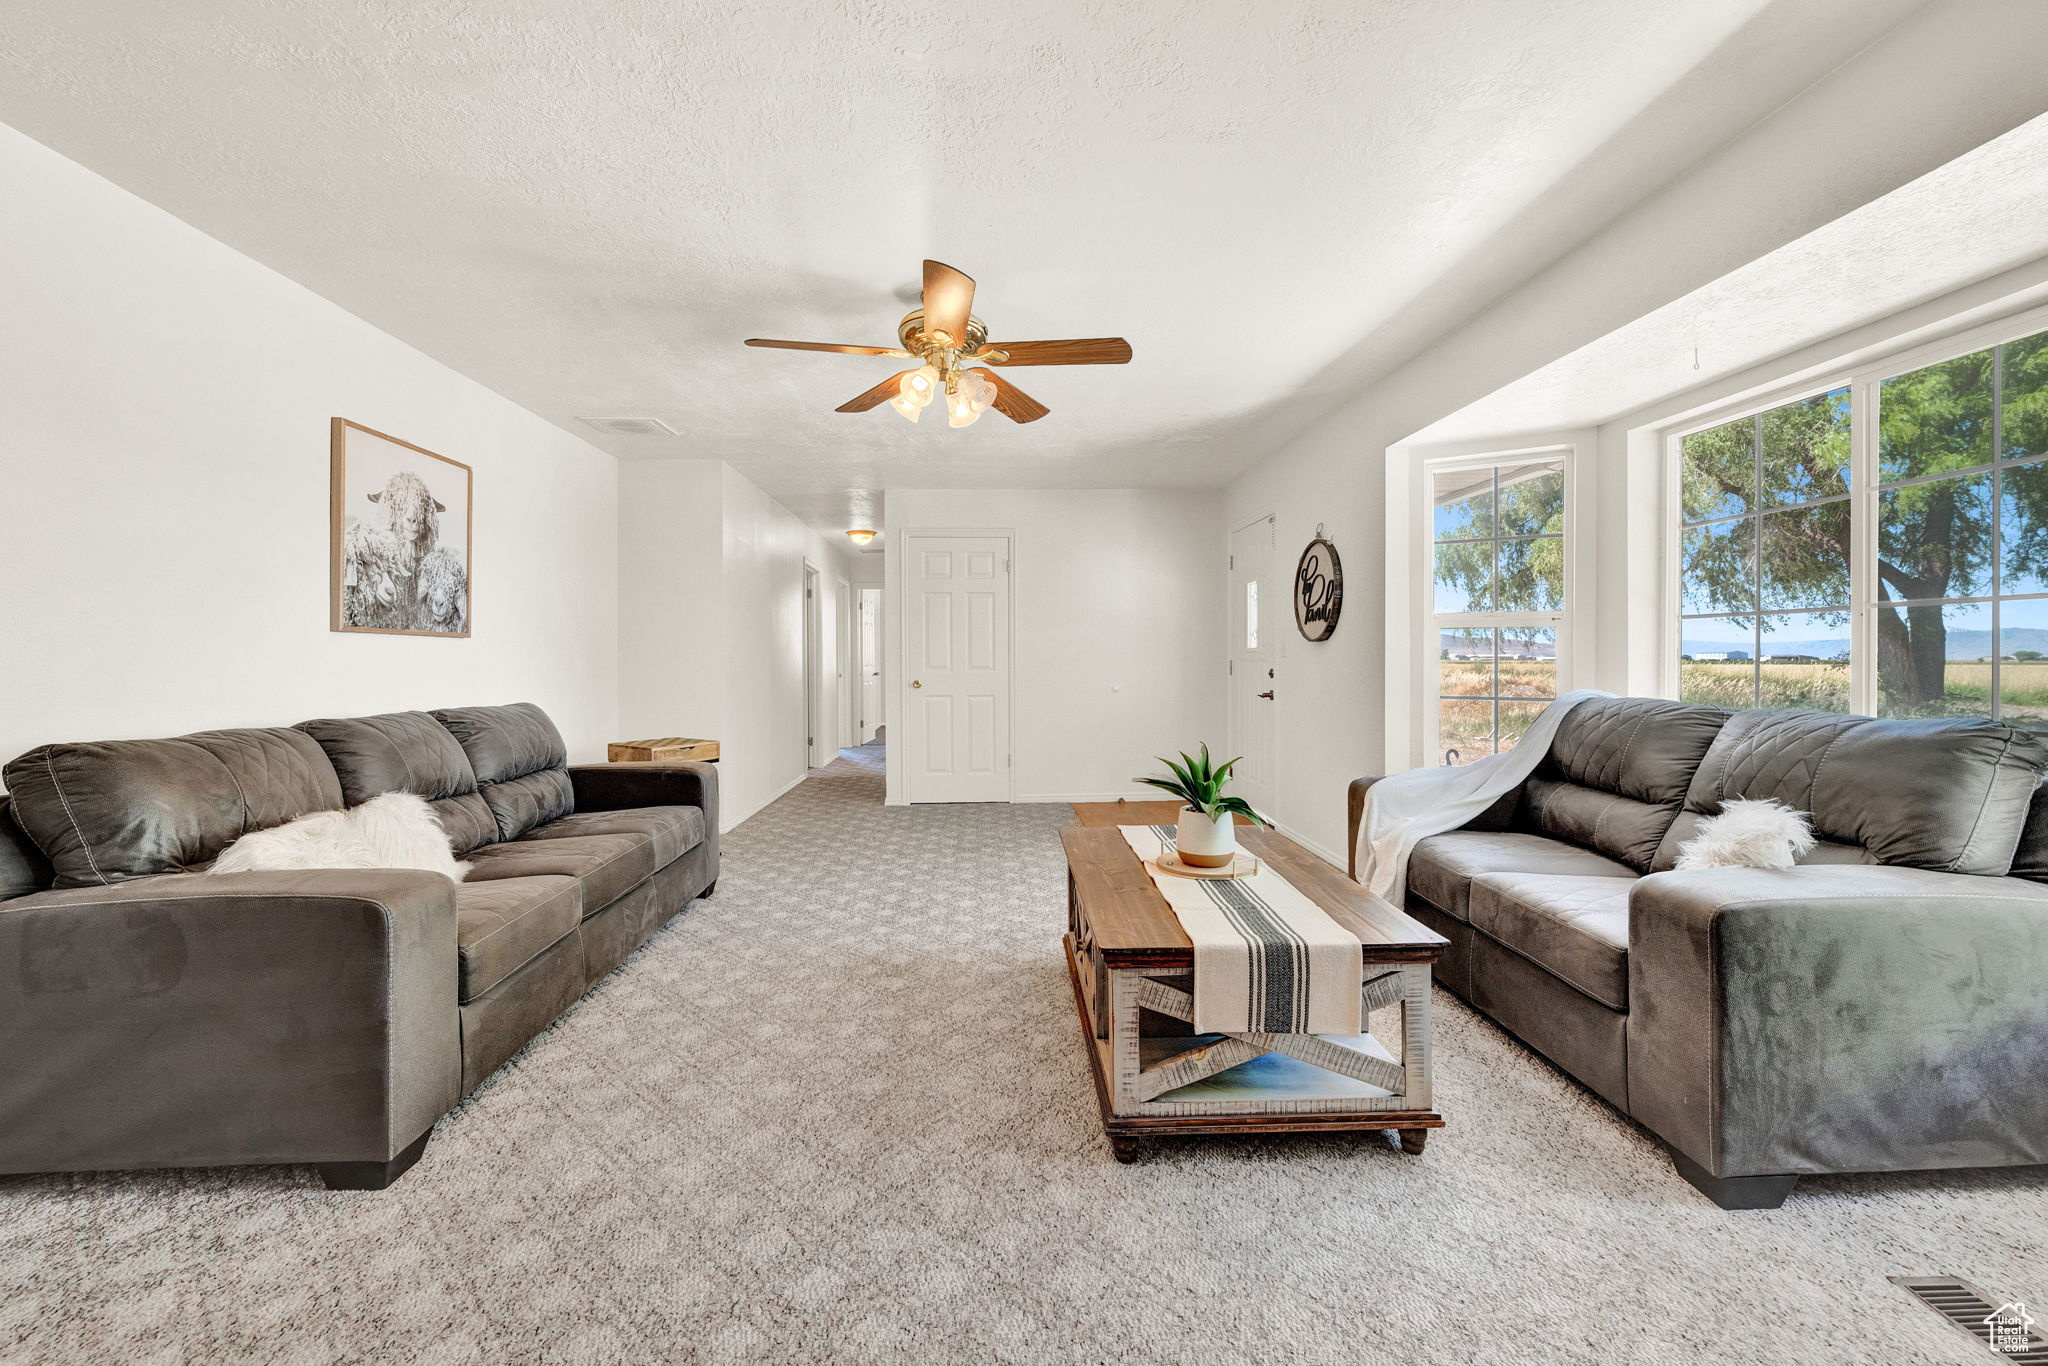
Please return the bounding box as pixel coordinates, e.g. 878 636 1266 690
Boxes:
1660 297 2048 717
1424 446 1573 765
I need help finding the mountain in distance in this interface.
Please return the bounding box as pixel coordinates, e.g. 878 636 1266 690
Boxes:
1682 628 2048 660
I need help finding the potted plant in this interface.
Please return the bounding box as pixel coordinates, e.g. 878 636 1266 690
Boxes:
1135 744 1269 867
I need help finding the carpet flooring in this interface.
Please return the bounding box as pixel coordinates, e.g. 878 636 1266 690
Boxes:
4 742 2044 1364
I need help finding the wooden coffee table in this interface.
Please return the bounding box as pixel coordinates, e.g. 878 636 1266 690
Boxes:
1062 822 1448 1162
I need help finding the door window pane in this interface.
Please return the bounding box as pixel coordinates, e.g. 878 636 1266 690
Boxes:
1759 614 1850 712
1878 472 1992 601
1497 537 1564 612
1880 348 1994 482
1681 518 1755 616
1439 630 1495 696
1681 418 1753 522
1499 627 1557 698
2001 458 2048 595
1434 542 1493 612
1759 388 1850 505
1878 601 1993 719
1245 581 1258 650
1759 501 1850 610
1999 597 2048 736
1495 462 1565 536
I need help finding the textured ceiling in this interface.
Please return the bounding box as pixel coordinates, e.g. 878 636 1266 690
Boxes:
1413 112 2048 445
0 0 1922 531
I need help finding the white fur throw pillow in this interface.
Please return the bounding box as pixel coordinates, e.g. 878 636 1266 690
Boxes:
210 791 471 881
1674 797 1817 871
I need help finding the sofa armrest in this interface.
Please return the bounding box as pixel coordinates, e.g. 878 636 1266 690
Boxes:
1345 772 1521 879
1627 864 2048 1179
0 869 460 1176
569 761 720 871
1345 776 1384 879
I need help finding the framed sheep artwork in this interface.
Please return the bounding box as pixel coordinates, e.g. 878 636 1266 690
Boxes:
329 418 473 637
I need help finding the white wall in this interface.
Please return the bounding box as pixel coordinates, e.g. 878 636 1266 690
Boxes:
616 459 856 831
617 459 725 743
882 489 1224 805
0 122 620 769
1224 1 2048 860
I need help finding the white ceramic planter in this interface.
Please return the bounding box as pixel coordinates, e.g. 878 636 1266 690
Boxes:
1176 808 1239 868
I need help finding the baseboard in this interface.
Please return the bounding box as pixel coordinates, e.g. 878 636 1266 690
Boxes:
1270 819 1348 874
1015 792 1150 805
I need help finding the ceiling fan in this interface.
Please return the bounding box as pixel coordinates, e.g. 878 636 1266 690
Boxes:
744 260 1132 427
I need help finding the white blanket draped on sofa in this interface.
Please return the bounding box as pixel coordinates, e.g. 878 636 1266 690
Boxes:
1355 689 1614 904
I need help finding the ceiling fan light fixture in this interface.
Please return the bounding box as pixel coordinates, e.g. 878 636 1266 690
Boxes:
889 392 923 422
846 529 877 546
899 364 939 406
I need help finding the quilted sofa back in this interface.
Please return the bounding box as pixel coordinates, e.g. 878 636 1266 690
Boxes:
1657 708 2048 875
430 703 573 843
2 728 345 889
1512 697 1731 872
0 701 576 894
296 710 500 854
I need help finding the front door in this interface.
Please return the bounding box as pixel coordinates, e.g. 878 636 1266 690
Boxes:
903 534 1011 802
1227 514 1276 816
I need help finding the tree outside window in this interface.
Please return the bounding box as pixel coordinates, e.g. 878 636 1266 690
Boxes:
1675 325 2048 732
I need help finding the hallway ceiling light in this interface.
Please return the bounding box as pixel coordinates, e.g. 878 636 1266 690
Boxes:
845 529 876 546
744 259 1131 427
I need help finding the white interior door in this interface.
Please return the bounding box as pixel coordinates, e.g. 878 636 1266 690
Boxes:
859 588 883 743
836 575 852 752
1227 515 1276 815
903 534 1011 802
803 563 821 769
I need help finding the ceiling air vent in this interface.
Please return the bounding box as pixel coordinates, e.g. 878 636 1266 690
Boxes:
578 417 678 437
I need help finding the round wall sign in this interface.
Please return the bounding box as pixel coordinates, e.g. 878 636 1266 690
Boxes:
1295 535 1342 642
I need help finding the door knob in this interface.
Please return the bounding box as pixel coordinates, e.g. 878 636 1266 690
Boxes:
1256 690 1275 700
911 680 922 689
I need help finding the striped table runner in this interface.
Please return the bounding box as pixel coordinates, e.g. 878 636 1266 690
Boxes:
1119 825 1362 1036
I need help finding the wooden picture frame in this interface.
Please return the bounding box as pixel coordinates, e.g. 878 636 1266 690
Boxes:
329 418 473 637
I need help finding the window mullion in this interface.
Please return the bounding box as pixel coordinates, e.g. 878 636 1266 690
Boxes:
1851 378 1877 716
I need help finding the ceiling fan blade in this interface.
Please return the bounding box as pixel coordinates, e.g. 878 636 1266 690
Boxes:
977 338 1132 366
836 370 916 413
969 368 1049 424
746 338 912 357
921 260 977 347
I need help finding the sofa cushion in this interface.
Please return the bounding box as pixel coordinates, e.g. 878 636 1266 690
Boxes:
296 710 496 854
1662 709 2048 875
2004 777 2048 885
1517 697 1731 872
519 806 705 869
1408 831 1636 922
463 832 656 910
431 703 573 842
1468 873 1634 1009
456 874 582 1002
2 728 343 888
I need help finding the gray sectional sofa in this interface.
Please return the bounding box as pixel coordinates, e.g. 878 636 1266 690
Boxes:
0 702 717 1189
1349 696 2048 1208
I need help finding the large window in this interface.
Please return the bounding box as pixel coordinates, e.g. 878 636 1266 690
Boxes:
1678 389 1852 711
1675 320 2048 733
1432 457 1565 764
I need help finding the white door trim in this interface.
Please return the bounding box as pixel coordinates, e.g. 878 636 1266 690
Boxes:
802 560 821 770
897 527 1017 803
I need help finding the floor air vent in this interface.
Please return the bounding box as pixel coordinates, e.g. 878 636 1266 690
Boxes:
1891 1278 2048 1362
